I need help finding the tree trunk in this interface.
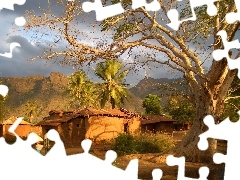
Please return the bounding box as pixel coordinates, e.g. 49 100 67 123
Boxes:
167 70 235 163
110 97 115 109
30 115 33 124
172 119 217 163
169 97 217 163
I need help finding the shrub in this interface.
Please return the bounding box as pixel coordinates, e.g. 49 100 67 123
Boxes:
113 132 175 155
4 136 29 144
113 133 136 155
5 136 16 144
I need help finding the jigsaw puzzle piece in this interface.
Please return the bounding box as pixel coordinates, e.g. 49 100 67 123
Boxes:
213 151 240 179
212 30 240 61
0 42 21 58
198 114 240 150
167 0 219 30
44 129 66 157
8 117 24 139
167 9 181 31
152 169 163 180
198 113 240 179
104 150 117 164
0 137 10 155
0 85 9 97
131 0 161 11
226 0 240 24
0 0 26 10
81 138 92 153
66 139 138 180
15 16 26 26
0 119 43 175
124 158 138 180
212 30 240 78
166 155 209 179
82 0 124 21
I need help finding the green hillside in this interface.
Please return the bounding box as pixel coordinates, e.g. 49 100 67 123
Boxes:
129 77 186 105
0 72 185 123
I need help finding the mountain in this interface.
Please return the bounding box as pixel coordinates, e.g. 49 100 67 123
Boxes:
0 72 71 122
129 77 186 105
0 73 185 123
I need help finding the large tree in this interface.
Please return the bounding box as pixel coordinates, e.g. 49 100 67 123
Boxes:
142 94 162 115
164 96 195 124
94 59 130 109
24 0 240 162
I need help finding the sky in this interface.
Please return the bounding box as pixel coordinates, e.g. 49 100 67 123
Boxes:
1 0 234 85
0 0 189 85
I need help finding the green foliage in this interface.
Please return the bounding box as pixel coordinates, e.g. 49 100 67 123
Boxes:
113 133 136 154
67 70 98 109
113 133 174 155
180 0 236 47
164 96 195 123
222 103 239 122
24 101 41 124
221 74 240 122
113 23 136 40
0 95 7 122
142 94 162 115
94 59 130 109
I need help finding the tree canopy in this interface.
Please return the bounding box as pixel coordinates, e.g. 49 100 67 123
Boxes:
67 70 97 108
94 59 130 109
164 96 195 123
222 73 240 122
142 94 162 115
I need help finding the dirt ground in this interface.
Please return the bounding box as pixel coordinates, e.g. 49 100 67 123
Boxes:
64 132 226 180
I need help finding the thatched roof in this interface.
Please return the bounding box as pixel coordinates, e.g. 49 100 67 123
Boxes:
38 107 132 126
76 107 129 117
49 110 74 114
38 114 80 126
1 117 31 125
141 115 176 125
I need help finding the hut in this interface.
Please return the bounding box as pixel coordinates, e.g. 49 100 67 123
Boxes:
0 116 32 138
141 115 176 134
173 122 192 131
38 107 141 148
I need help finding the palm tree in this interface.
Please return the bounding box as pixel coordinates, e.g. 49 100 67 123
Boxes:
67 70 97 108
94 59 130 109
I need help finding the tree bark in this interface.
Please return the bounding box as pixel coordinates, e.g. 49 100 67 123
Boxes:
110 97 116 109
169 94 218 162
172 119 217 163
166 69 236 163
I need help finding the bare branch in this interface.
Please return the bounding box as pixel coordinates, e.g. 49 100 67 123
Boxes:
224 96 240 103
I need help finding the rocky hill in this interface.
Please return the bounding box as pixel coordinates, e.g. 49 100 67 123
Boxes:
0 72 71 122
0 72 184 123
129 77 185 105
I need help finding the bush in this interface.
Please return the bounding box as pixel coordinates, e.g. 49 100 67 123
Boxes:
5 137 16 144
113 132 175 155
4 136 28 144
113 133 136 154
